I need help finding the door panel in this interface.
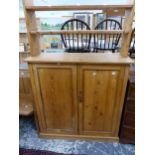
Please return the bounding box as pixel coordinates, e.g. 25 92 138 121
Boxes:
78 65 122 136
33 64 77 134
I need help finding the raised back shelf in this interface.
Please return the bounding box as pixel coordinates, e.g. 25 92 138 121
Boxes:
23 0 134 57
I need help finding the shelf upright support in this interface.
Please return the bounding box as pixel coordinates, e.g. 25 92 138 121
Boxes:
120 2 135 57
23 0 41 56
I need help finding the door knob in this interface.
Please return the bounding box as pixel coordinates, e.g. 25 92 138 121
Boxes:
92 72 97 76
112 71 116 76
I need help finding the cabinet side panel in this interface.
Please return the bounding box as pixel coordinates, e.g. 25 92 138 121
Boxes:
112 66 130 136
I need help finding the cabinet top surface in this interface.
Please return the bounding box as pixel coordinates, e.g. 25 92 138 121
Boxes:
26 52 133 65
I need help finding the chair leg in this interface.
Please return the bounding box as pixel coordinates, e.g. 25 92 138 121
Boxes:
112 49 115 53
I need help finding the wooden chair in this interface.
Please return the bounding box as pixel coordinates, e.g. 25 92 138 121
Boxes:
129 28 135 58
61 19 91 52
94 19 122 53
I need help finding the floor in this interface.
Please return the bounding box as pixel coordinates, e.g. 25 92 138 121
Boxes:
19 115 135 155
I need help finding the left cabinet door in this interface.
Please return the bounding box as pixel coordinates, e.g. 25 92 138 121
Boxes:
31 64 78 135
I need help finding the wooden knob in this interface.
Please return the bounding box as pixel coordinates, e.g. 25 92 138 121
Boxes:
112 71 116 75
92 72 97 76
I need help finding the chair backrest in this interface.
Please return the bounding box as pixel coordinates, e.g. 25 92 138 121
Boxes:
61 19 91 52
129 28 135 57
94 19 122 52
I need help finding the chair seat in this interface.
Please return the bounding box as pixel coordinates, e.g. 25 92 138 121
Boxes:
64 48 91 53
94 46 120 53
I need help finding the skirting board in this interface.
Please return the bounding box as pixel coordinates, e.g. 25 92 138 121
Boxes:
39 132 119 142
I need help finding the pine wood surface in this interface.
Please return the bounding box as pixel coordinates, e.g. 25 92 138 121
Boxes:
25 5 133 11
26 52 133 64
23 0 135 141
27 57 131 140
30 30 124 35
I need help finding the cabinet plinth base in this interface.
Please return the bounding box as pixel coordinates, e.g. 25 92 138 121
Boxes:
39 132 119 142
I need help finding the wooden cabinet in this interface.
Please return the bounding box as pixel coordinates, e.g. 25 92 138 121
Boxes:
27 53 132 141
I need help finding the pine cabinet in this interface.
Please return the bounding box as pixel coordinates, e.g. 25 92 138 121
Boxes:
27 53 132 141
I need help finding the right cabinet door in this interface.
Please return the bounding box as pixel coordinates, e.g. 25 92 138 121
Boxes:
78 65 127 137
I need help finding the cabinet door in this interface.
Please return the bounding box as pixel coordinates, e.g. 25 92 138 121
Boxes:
78 65 128 137
32 64 78 134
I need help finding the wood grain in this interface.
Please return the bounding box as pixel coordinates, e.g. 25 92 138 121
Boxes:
30 30 124 35
112 66 130 136
24 0 134 141
28 64 43 132
78 65 125 137
23 0 41 56
32 64 78 134
106 9 125 17
26 53 133 64
83 70 117 132
27 60 131 140
25 5 133 11
120 6 135 57
39 132 119 142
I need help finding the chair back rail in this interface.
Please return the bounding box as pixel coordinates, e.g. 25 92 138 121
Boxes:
61 19 91 52
94 19 122 53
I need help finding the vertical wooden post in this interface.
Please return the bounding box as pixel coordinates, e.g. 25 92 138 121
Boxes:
93 14 96 29
120 3 135 57
23 0 41 56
